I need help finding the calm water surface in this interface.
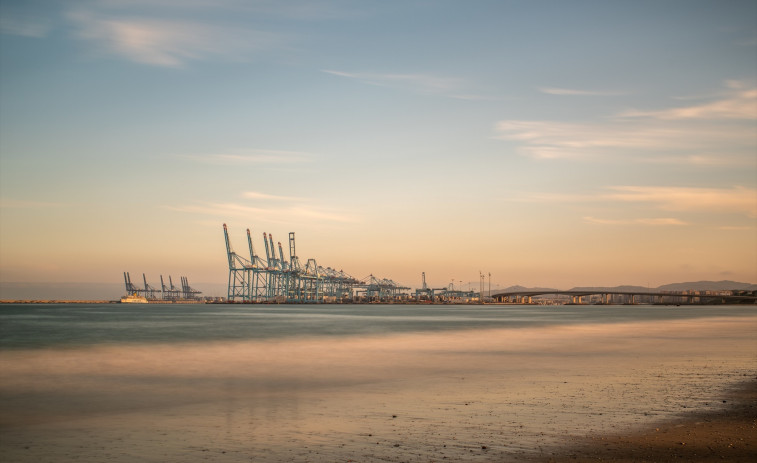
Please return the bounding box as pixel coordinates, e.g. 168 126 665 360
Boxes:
1 303 755 349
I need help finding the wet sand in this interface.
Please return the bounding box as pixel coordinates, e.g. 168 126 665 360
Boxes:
1 315 755 462
534 379 756 462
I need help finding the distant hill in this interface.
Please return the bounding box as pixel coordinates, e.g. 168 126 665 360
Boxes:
656 280 757 292
498 281 755 294
501 285 560 293
570 285 649 293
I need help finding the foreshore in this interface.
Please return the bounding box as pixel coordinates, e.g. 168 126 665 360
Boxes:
534 379 756 462
1 314 755 462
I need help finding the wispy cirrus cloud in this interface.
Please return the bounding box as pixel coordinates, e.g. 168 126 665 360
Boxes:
177 149 313 165
539 87 624 96
583 216 688 226
170 189 355 225
619 82 757 120
494 119 750 161
605 186 757 218
323 69 459 92
67 9 283 67
322 69 487 100
495 81 756 163
633 154 753 167
242 191 306 201
170 200 355 224
507 185 757 218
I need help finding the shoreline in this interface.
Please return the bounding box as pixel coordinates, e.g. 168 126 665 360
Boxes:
534 378 757 462
0 300 116 304
1 299 754 306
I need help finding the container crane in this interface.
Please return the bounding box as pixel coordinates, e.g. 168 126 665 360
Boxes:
223 223 252 301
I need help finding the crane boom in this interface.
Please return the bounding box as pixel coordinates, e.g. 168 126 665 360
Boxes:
278 241 286 269
223 223 235 269
268 233 276 266
263 232 272 265
247 228 257 265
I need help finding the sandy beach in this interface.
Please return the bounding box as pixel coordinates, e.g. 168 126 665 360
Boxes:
534 379 756 462
1 315 755 462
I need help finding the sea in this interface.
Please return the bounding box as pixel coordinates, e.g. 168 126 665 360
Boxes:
1 302 756 349
1 303 755 462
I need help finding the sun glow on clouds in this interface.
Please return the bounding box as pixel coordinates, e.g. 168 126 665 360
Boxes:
169 193 356 225
606 186 757 218
495 119 753 162
583 217 688 226
620 83 757 120
68 10 281 67
166 149 346 226
511 186 757 225
242 191 306 201
497 82 757 163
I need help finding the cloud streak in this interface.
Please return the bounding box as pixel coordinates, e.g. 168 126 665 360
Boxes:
242 191 306 201
539 87 624 96
583 216 688 226
171 201 355 224
323 69 459 91
620 86 757 120
178 149 313 165
495 82 756 163
494 119 748 161
68 10 283 67
508 185 757 219
322 69 486 100
170 190 355 225
605 186 757 218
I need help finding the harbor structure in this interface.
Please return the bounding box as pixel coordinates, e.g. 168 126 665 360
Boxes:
223 224 409 303
412 272 480 303
123 272 203 302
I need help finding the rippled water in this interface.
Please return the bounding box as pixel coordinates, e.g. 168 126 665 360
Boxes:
1 303 755 349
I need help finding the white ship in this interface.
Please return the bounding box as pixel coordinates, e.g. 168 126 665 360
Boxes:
120 294 148 304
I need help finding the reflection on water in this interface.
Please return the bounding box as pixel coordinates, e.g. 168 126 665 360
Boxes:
1 303 756 349
1 315 756 462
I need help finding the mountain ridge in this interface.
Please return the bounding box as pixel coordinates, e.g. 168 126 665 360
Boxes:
500 280 756 293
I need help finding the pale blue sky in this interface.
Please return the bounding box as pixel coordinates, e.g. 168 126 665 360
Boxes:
1 0 755 292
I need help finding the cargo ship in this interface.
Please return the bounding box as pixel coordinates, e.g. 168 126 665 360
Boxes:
120 294 148 304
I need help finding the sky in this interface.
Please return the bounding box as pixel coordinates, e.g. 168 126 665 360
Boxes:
1 0 756 296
